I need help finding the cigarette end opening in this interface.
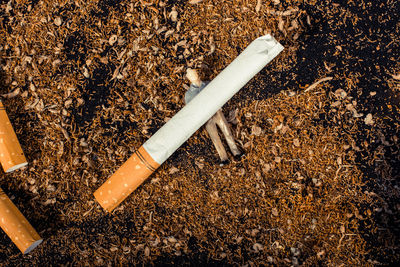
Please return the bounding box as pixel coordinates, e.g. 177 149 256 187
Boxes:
5 162 28 173
93 191 112 213
23 239 43 254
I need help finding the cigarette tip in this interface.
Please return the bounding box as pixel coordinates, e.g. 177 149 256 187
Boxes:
5 162 28 173
23 239 43 254
93 191 113 213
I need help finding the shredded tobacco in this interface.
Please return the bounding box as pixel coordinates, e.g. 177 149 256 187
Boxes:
0 0 399 265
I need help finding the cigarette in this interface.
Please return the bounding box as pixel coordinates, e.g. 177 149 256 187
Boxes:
0 188 42 254
0 101 28 172
94 35 284 212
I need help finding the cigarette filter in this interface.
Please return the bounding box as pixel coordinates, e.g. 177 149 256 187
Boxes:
94 146 160 211
94 34 284 212
0 101 27 172
0 188 42 254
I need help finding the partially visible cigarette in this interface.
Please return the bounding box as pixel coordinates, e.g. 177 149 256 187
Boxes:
94 35 284 212
0 187 42 254
0 101 27 172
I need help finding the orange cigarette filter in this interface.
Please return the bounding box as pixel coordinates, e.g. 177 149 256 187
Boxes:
94 146 160 212
0 187 42 254
0 101 27 172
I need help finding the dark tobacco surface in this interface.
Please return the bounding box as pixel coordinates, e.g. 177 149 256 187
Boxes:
0 0 399 265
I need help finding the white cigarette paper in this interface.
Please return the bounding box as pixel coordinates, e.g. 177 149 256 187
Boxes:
143 34 284 164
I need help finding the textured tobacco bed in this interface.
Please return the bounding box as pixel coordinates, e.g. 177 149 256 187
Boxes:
0 0 399 265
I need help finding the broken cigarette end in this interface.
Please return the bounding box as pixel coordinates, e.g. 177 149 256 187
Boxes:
94 146 160 212
186 68 202 87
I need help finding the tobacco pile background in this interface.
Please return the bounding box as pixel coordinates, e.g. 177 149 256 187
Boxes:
0 0 399 265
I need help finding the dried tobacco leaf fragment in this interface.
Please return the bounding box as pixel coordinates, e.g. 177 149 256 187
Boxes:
364 113 374 125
